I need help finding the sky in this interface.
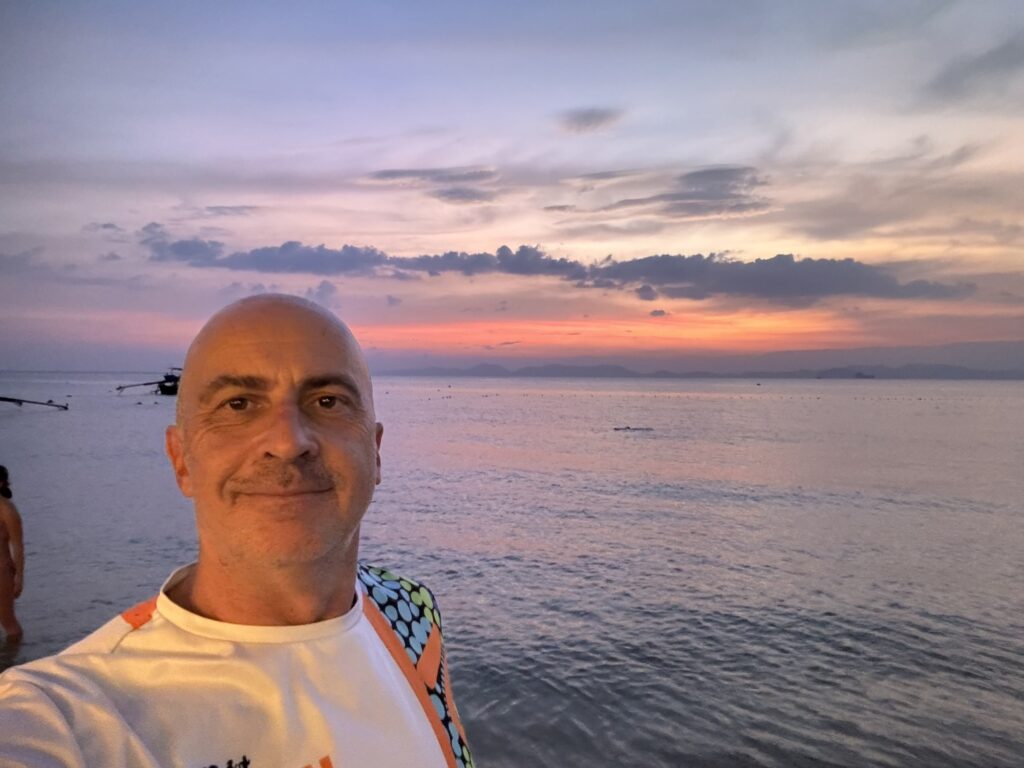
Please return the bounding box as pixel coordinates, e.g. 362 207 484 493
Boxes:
1 0 1022 372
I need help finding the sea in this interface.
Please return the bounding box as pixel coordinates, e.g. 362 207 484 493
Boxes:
1 371 1022 767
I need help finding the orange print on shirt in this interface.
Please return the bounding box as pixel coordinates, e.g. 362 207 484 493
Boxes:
120 596 158 630
417 622 443 689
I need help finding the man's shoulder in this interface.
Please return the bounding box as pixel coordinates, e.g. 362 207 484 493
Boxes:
69 595 161 652
355 563 472 767
357 562 445 627
358 562 430 589
358 562 439 598
1 594 161 685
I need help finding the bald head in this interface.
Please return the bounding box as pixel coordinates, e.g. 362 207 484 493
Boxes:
164 293 385 602
176 295 374 427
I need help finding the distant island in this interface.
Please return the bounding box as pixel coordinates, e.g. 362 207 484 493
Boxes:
381 363 1024 381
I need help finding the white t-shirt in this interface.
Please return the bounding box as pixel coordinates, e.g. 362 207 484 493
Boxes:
0 565 449 768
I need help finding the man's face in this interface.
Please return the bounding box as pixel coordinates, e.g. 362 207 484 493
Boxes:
166 300 383 568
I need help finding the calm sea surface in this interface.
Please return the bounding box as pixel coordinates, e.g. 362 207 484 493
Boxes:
1 372 1022 767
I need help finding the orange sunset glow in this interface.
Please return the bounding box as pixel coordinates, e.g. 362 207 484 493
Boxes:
357 305 861 358
1 4 1021 375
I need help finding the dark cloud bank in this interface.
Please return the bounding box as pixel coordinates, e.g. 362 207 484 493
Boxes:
139 223 974 305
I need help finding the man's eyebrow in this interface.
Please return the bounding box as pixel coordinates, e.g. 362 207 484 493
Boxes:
303 374 364 404
198 375 271 405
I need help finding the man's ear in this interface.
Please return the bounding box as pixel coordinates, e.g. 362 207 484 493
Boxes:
374 422 384 486
165 425 194 498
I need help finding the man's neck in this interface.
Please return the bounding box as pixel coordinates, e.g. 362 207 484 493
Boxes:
167 547 360 626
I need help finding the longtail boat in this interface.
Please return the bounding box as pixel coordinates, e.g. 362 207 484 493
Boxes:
0 396 69 410
116 368 181 396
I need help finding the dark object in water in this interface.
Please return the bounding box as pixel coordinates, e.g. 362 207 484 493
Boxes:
613 426 654 432
117 368 181 396
0 396 69 411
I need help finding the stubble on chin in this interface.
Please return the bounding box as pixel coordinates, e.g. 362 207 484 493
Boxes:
206 481 366 566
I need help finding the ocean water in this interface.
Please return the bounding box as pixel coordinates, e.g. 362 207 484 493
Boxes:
1 372 1022 767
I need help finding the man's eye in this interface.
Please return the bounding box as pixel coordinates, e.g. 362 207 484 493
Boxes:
226 397 249 411
317 395 339 409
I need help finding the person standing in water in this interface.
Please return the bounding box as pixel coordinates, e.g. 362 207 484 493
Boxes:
0 466 24 642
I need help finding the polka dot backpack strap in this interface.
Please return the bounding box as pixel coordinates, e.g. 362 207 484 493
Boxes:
358 563 474 768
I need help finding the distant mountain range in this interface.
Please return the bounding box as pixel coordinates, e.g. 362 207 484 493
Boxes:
382 362 1024 380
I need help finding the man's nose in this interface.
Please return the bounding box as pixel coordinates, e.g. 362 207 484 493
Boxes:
261 404 318 460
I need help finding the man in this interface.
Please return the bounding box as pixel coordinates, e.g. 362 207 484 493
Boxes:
0 295 474 768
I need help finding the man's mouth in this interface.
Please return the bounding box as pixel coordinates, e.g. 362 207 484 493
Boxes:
235 488 333 498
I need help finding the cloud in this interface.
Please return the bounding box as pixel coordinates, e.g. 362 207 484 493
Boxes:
881 216 1023 245
383 269 422 281
650 309 668 317
138 225 973 305
393 250 498 277
83 221 130 243
430 187 497 204
0 247 43 273
554 219 668 239
590 252 974 303
141 225 387 275
98 251 123 262
219 281 273 298
484 340 521 350
493 245 587 279
140 222 224 265
368 165 501 206
219 242 386 275
83 222 125 233
387 245 585 279
601 166 769 220
1 247 156 291
635 284 657 301
558 108 624 133
386 294 402 306
781 159 1022 240
305 280 338 306
811 3 955 49
678 166 765 199
926 32 1024 102
203 205 261 217
369 166 498 184
575 169 641 182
